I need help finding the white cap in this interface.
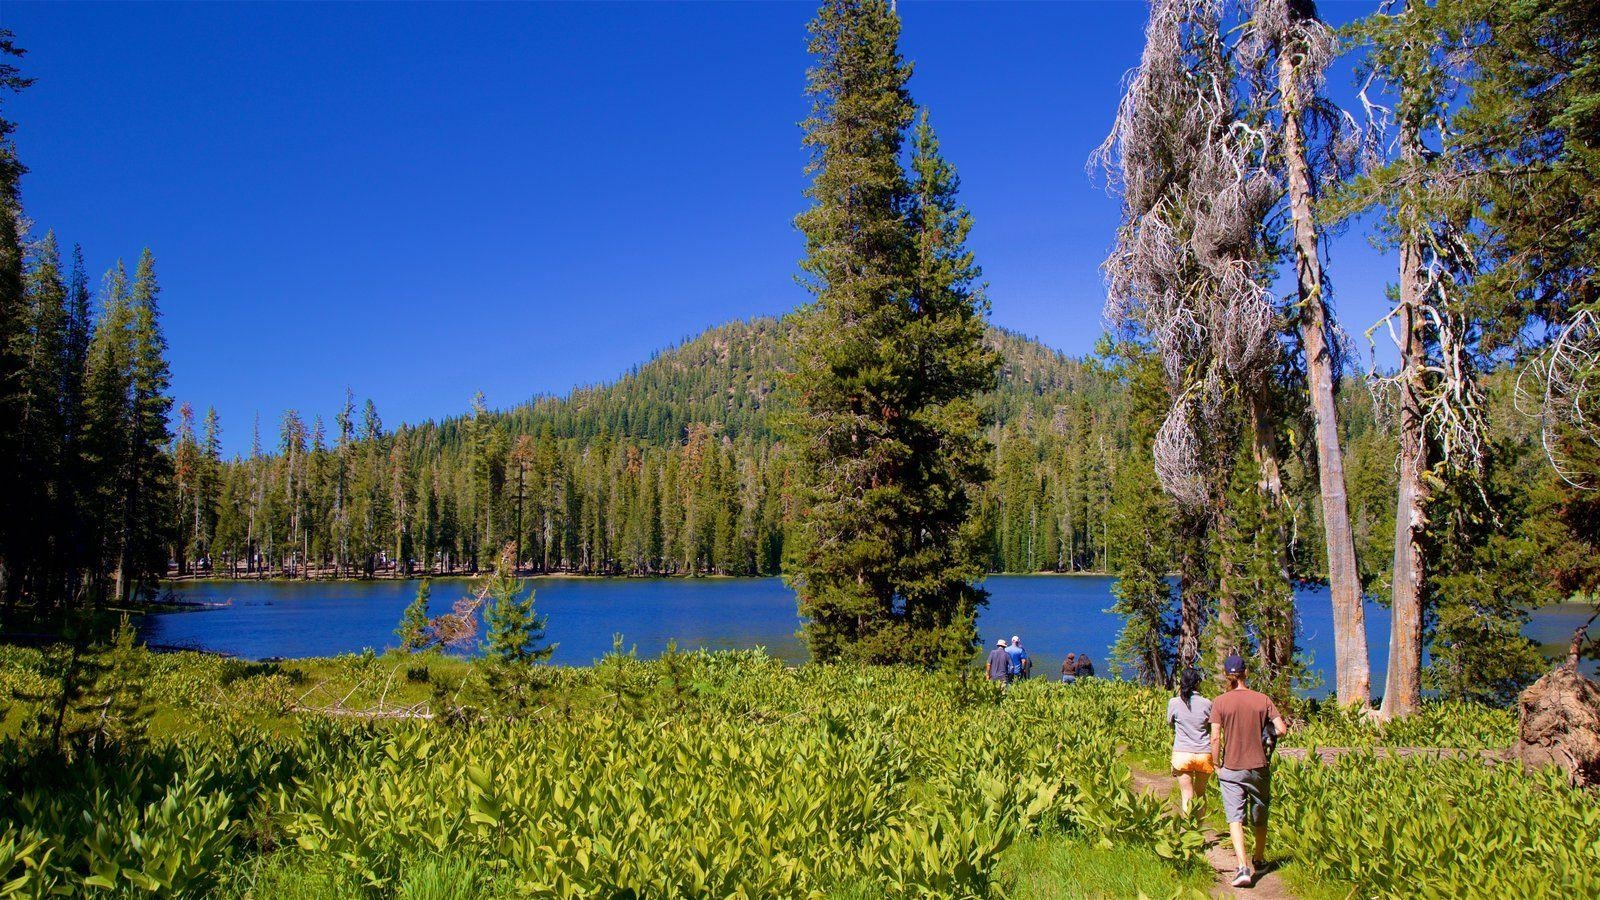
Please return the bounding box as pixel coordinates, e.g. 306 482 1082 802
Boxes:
1011 635 1021 644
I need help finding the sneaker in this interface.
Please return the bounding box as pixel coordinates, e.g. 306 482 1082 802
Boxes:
1252 858 1269 873
1231 867 1254 888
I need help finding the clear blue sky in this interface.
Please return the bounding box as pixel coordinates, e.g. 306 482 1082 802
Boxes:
5 1 1393 457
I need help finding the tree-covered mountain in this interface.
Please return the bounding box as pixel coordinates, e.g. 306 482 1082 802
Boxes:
437 317 1108 447
190 317 1162 580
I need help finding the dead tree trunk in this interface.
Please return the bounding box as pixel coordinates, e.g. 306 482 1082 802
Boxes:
1278 27 1370 707
1382 127 1429 720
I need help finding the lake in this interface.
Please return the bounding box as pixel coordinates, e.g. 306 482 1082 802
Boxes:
141 575 1596 697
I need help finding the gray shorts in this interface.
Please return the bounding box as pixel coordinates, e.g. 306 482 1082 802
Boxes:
1217 766 1271 826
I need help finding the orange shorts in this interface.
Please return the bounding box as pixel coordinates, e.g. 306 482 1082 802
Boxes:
1171 751 1214 775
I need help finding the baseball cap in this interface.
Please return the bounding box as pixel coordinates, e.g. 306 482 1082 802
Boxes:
1223 654 1247 674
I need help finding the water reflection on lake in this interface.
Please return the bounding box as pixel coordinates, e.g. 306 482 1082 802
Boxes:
142 575 1595 697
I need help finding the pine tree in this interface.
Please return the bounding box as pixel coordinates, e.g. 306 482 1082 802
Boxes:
17 232 70 601
123 249 175 600
197 406 222 571
787 0 996 666
80 264 135 603
0 33 32 610
278 410 307 576
1108 454 1177 686
1097 0 1281 671
1425 438 1547 705
390 428 415 575
333 389 354 576
358 398 388 576
396 579 432 652
481 545 551 664
1107 349 1178 685
469 392 494 571
173 404 202 575
906 114 999 410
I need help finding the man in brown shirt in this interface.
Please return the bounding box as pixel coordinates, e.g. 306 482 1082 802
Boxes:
1210 654 1289 889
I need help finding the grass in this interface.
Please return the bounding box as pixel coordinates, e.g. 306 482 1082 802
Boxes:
995 834 1211 899
0 638 1565 898
1276 865 1360 900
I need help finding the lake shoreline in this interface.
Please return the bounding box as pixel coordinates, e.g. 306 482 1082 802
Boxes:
161 568 1124 587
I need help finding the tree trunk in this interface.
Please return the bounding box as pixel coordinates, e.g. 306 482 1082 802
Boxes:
1382 237 1429 719
1279 39 1371 707
1176 509 1207 670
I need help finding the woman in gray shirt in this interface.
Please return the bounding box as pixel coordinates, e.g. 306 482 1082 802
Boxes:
1166 667 1213 816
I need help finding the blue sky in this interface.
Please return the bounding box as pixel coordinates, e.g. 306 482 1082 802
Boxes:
5 1 1394 457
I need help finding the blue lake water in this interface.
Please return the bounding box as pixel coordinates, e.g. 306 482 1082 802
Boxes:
141 575 1595 697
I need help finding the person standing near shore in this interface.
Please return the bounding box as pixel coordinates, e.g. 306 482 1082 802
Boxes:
1005 636 1028 682
1061 652 1078 684
986 639 1011 681
1075 653 1095 679
1166 667 1212 816
1211 654 1289 889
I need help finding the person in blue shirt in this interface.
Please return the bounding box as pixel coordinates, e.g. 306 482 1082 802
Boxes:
1005 636 1029 682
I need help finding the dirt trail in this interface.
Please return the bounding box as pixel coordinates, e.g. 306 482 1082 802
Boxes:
1125 746 1513 897
1126 766 1294 900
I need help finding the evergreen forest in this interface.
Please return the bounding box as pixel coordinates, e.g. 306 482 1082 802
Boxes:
1 1 1600 897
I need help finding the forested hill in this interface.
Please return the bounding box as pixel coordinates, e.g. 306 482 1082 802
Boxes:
426 316 1111 447
188 316 1160 580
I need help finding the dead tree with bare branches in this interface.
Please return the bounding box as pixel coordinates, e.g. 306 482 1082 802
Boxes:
1332 1 1492 719
1245 0 1374 707
1096 0 1286 673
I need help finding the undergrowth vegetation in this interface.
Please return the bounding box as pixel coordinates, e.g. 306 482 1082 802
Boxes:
1274 754 1600 898
0 649 1209 897
0 644 1587 898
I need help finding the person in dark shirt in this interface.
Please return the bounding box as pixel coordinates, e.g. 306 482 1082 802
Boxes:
1061 652 1078 684
1210 654 1290 889
1075 653 1095 679
986 639 1010 681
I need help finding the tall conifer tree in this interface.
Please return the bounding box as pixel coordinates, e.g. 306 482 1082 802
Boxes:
18 233 70 599
80 264 134 603
0 33 32 608
123 249 175 599
787 0 996 665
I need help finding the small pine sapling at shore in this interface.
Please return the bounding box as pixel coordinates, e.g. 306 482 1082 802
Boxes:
20 615 154 756
481 544 552 665
597 633 648 728
396 580 432 651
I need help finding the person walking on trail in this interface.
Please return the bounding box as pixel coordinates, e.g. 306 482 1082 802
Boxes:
1211 654 1289 889
986 639 1011 681
1005 636 1028 682
1167 667 1213 816
1060 652 1078 684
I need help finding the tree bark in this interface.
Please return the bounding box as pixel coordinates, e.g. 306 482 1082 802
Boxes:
1278 36 1371 707
1382 230 1429 719
1176 509 1207 671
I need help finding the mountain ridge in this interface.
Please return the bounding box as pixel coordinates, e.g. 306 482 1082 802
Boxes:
405 315 1115 448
